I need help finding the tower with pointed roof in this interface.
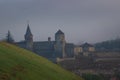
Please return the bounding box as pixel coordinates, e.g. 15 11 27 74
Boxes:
55 29 66 58
24 24 33 51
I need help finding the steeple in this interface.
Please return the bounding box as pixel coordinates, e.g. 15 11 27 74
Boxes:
25 24 32 36
24 24 33 51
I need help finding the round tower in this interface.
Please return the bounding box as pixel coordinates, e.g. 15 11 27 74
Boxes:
55 29 66 58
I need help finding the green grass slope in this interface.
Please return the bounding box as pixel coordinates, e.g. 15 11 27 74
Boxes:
0 42 83 80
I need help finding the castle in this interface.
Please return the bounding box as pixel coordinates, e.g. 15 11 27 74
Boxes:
12 24 95 62
16 24 74 62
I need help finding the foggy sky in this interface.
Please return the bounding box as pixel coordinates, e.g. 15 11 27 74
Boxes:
0 0 120 44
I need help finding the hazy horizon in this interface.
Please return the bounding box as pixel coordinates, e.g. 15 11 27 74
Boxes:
0 0 120 44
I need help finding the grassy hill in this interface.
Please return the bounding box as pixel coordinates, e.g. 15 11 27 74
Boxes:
0 42 83 80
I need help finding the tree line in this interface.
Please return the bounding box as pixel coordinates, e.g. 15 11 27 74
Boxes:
95 38 120 52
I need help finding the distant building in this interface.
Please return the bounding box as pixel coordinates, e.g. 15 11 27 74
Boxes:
74 43 95 56
74 46 82 55
16 24 74 62
80 43 95 52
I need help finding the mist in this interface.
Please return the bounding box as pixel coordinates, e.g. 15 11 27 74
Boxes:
0 0 120 44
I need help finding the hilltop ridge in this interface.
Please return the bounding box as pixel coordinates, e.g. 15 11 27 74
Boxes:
0 42 83 80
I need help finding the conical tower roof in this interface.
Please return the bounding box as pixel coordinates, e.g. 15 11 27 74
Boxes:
25 24 32 36
55 29 64 35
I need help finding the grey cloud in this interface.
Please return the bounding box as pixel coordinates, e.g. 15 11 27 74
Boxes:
0 0 120 43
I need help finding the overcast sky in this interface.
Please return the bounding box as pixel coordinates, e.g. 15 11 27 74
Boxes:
0 0 120 44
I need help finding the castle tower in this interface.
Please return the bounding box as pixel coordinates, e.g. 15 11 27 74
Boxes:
24 24 33 51
55 29 66 58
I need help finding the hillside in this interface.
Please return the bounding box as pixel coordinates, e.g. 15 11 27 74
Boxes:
0 42 83 80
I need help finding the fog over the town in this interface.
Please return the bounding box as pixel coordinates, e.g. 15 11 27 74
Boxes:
0 0 120 44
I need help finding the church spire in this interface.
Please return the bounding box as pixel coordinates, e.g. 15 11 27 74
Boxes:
24 23 33 51
25 24 32 36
